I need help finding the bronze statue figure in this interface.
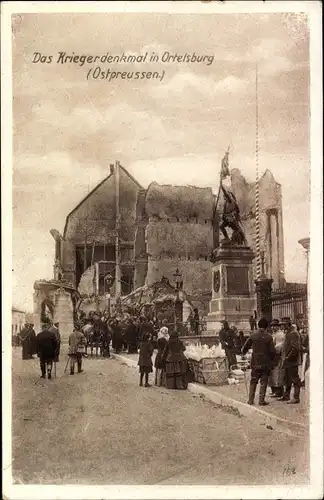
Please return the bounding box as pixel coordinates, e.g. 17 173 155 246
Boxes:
219 181 247 246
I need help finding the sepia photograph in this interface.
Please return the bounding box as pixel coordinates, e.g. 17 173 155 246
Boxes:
2 1 323 499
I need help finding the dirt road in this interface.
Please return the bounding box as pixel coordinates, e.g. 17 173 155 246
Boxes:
12 349 309 485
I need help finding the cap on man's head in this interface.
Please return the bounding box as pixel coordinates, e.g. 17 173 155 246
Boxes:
271 319 280 326
258 318 269 329
281 317 292 326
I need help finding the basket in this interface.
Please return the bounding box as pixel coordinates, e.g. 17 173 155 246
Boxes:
188 357 229 386
200 369 229 386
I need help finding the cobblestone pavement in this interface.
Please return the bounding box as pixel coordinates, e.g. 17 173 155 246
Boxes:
12 348 309 485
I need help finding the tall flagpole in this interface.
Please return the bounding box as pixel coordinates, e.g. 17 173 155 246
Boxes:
115 160 121 303
255 64 261 280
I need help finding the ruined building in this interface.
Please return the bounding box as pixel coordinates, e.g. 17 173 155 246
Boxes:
52 163 285 316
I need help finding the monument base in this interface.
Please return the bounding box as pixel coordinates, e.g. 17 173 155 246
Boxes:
207 242 257 334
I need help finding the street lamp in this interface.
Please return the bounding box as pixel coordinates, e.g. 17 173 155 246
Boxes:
173 268 183 332
104 272 114 316
173 268 183 290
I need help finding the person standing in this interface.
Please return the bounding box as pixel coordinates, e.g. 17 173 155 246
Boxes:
138 333 154 387
189 308 200 335
162 331 188 390
249 316 257 331
300 329 309 389
155 330 168 386
101 318 111 358
36 323 59 379
20 324 32 360
49 322 61 362
68 324 86 375
111 319 123 354
242 318 276 406
219 321 237 370
239 330 245 350
28 324 37 359
124 318 138 354
278 321 302 404
268 319 285 397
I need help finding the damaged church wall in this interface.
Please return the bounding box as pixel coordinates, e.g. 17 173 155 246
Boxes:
145 182 215 304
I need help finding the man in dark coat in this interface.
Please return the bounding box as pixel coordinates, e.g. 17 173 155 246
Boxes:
36 323 59 379
124 318 138 354
219 321 237 369
278 321 302 404
49 322 61 362
111 319 123 354
100 318 111 358
20 324 32 360
242 317 276 406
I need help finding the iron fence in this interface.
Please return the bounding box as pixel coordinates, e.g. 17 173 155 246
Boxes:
271 284 307 324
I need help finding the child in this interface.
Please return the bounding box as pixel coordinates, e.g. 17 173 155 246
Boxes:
138 333 154 387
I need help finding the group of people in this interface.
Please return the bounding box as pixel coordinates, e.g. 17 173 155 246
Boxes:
19 319 87 379
137 327 188 390
79 311 190 390
17 309 309 405
79 311 168 357
242 317 309 406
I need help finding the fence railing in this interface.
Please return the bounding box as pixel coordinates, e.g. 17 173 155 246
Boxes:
271 285 307 324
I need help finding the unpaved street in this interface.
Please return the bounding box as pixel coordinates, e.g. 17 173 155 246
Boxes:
12 349 309 485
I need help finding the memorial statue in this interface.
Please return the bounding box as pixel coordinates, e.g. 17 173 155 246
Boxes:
212 148 247 251
219 180 247 246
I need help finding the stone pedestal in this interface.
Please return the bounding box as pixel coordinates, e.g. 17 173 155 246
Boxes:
207 243 257 332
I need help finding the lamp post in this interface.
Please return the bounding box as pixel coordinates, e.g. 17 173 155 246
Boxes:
173 268 182 290
173 268 183 332
105 272 114 317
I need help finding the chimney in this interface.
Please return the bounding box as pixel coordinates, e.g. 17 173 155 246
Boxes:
110 164 114 175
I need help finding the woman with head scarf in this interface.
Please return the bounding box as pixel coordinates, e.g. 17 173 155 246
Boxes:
161 331 188 390
154 328 168 386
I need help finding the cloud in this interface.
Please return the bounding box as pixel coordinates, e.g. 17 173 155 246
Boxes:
14 151 105 189
153 71 248 100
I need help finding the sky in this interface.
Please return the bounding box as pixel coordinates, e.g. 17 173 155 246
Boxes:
11 11 310 312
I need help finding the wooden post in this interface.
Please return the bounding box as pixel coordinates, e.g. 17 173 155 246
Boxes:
83 216 88 273
95 262 99 295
